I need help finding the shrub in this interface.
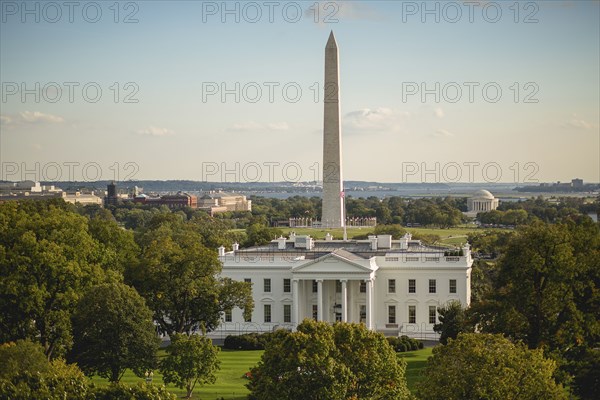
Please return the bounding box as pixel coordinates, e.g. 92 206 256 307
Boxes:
93 382 177 400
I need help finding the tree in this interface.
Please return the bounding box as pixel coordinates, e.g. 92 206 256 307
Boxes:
71 282 159 382
0 342 91 400
92 382 177 400
0 201 105 358
128 218 253 336
0 358 92 400
0 340 50 380
478 221 582 349
433 301 473 344
332 322 411 399
244 223 282 247
160 333 221 399
87 216 139 274
416 333 568 400
247 320 410 400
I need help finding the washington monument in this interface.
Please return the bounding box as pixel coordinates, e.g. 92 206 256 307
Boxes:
321 31 344 228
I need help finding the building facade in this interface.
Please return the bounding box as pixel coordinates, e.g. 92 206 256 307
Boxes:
215 233 472 339
466 189 499 217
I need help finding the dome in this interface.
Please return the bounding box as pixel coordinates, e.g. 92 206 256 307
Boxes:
471 189 494 199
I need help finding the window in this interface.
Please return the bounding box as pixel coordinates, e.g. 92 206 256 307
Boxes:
224 309 232 322
388 305 396 324
388 279 396 293
312 280 318 293
244 278 251 283
429 306 437 324
408 279 416 293
336 280 342 293
283 278 291 293
283 304 291 323
449 279 457 294
264 278 271 293
360 281 366 293
264 304 271 323
429 279 436 294
408 305 416 324
360 305 366 323
312 304 318 320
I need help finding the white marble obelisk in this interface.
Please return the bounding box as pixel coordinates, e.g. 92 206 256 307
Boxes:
321 31 344 228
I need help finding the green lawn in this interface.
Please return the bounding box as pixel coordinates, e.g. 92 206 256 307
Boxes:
278 226 506 246
92 349 262 399
399 347 433 393
92 347 432 399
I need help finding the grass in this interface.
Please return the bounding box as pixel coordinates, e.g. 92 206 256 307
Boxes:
278 226 508 246
92 347 433 399
399 347 433 393
92 349 263 399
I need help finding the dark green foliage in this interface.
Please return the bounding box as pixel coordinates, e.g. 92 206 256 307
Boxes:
0 358 91 400
92 382 177 400
386 335 422 352
71 282 159 382
223 332 275 350
160 333 220 399
248 320 411 400
0 340 49 380
433 301 474 345
416 333 568 400
0 200 106 358
128 216 253 336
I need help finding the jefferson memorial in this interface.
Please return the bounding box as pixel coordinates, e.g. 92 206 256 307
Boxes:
465 189 499 217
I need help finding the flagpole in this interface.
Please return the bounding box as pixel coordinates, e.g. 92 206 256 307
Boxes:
342 190 347 241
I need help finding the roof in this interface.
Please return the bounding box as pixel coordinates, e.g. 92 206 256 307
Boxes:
471 189 495 199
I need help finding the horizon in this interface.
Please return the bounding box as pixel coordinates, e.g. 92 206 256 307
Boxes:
1 1 599 184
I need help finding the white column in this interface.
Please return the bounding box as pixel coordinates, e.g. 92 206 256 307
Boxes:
341 280 348 322
365 279 373 329
317 279 323 321
293 279 299 328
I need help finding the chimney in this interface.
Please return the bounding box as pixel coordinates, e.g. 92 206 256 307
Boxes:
218 246 225 256
277 236 287 250
399 233 410 250
368 235 378 250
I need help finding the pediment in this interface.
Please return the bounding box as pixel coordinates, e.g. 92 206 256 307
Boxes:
292 250 377 276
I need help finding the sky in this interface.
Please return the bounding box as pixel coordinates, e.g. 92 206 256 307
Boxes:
0 0 599 184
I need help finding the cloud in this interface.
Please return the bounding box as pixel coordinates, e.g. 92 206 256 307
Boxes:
434 107 445 118
343 108 409 134
0 115 11 125
433 129 454 138
227 121 290 133
136 125 175 136
563 117 595 130
0 111 64 127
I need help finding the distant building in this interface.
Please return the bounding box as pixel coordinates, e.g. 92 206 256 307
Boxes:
197 192 251 215
572 178 583 188
104 182 119 206
62 191 103 206
133 192 197 209
0 181 64 203
465 190 499 217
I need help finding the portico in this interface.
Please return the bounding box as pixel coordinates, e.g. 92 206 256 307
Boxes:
291 249 378 329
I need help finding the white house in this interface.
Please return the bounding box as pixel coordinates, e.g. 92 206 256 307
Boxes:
215 233 473 339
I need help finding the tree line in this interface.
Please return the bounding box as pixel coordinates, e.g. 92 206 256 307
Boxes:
0 199 252 398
